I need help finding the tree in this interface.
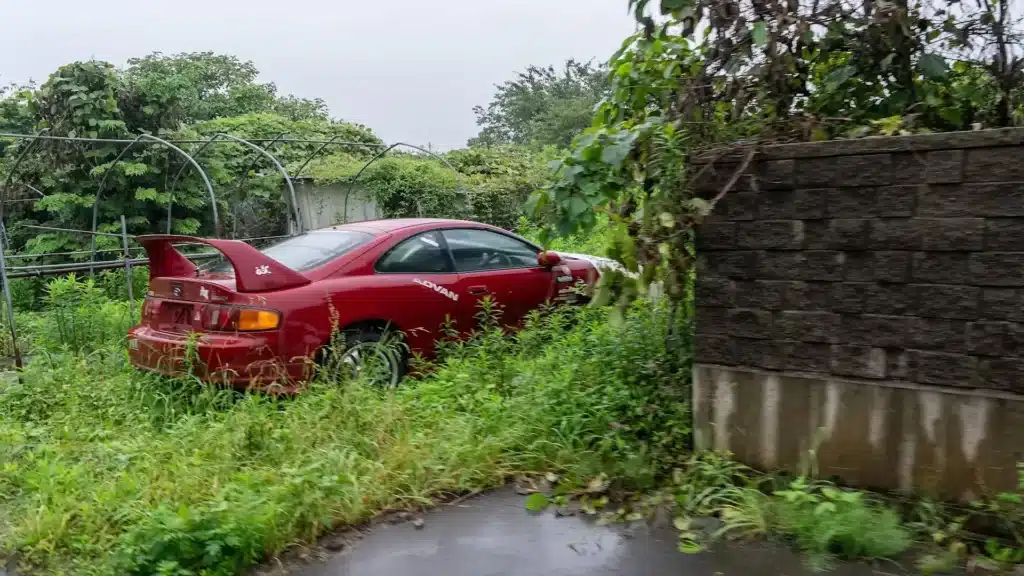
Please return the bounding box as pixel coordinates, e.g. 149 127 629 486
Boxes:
469 60 609 149
0 57 382 255
0 82 35 136
124 52 329 124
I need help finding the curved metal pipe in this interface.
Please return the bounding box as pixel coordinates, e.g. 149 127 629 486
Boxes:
141 133 219 235
0 128 49 238
165 133 225 234
20 184 45 198
0 132 391 147
230 132 288 236
348 142 464 187
91 133 218 271
348 142 467 219
213 133 302 234
89 134 147 273
226 131 287 238
292 134 342 178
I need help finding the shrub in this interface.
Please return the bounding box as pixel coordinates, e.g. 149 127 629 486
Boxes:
308 146 558 230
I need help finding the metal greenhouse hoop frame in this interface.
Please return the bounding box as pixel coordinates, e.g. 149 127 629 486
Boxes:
213 133 302 235
0 128 49 238
343 142 470 220
89 133 218 274
164 133 227 234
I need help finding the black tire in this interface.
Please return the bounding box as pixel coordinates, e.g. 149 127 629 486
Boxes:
321 326 407 388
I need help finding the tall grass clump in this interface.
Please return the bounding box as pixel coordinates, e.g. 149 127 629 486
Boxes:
0 297 691 575
32 274 133 352
669 453 911 570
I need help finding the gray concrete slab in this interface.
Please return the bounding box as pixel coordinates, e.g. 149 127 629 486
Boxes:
297 488 916 576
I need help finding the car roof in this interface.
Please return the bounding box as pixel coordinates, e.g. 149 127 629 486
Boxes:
311 218 489 235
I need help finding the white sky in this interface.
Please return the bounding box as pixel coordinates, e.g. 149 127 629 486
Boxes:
0 0 636 148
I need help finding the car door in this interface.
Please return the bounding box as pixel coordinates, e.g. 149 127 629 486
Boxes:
441 228 555 331
371 230 461 351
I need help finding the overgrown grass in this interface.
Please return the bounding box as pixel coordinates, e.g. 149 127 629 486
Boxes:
0 297 691 575
667 454 911 570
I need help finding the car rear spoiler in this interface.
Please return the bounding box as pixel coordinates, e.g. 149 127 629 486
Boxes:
136 235 311 293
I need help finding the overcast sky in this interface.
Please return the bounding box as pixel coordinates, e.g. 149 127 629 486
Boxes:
0 0 635 148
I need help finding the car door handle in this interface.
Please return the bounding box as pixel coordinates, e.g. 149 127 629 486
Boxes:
467 285 489 295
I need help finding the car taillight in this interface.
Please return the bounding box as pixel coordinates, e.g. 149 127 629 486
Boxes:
238 309 281 331
201 305 281 332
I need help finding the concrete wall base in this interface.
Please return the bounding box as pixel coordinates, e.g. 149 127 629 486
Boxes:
693 364 1024 500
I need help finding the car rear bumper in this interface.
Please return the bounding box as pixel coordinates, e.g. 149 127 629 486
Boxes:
127 326 309 388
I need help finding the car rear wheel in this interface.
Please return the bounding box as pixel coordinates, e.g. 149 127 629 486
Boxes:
321 327 407 388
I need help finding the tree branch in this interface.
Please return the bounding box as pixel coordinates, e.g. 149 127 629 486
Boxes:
708 147 758 209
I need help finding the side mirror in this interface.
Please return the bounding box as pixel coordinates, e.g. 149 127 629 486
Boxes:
537 250 562 268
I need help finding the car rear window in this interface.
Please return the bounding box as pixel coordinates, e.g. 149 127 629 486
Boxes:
207 230 374 274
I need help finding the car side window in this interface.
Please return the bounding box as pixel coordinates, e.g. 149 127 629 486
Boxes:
376 231 454 273
442 229 539 272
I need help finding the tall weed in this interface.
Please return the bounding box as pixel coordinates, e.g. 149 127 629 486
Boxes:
667 454 911 569
34 274 132 352
772 477 911 569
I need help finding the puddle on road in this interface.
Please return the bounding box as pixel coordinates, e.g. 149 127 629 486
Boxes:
290 488 930 576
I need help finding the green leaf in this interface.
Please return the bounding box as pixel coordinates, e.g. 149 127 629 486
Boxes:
683 197 712 216
600 140 632 167
918 53 949 80
525 190 548 217
823 66 855 90
524 493 550 512
566 196 589 219
173 218 202 235
660 0 686 13
679 538 703 554
135 188 159 201
120 162 149 177
752 22 768 46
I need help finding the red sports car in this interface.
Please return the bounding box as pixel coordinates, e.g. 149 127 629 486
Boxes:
128 218 618 389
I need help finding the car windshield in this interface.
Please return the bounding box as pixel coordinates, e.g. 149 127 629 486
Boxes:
206 230 374 274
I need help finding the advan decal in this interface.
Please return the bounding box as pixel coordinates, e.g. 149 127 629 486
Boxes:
413 278 459 302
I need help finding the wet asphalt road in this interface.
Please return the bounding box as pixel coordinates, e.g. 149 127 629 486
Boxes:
296 488 920 576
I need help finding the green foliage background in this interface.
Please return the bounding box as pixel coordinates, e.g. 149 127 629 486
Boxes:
0 53 585 260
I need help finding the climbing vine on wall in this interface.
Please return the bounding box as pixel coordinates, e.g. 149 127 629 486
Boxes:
531 0 1023 308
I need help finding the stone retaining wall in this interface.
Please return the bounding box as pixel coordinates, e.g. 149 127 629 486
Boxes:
693 128 1024 498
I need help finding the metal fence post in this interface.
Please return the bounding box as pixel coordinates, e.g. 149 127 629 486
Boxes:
120 215 134 319
0 233 23 370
